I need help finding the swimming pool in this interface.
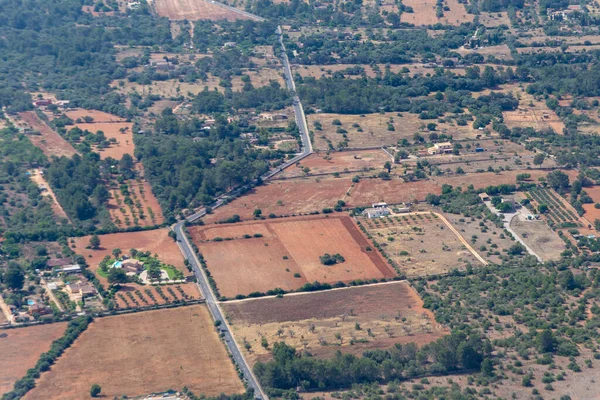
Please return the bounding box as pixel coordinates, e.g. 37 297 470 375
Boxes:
27 299 35 306
113 261 123 268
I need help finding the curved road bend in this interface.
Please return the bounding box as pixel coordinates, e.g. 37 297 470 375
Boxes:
171 20 312 400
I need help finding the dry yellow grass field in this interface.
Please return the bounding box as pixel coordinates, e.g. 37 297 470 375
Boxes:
111 68 284 98
309 112 478 150
25 306 244 400
401 0 472 26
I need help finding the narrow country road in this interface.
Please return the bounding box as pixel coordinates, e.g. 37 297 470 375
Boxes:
171 16 313 400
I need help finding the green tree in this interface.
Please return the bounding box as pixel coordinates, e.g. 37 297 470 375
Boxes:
536 329 555 353
384 161 392 173
112 248 122 259
4 265 24 291
90 384 102 397
481 358 494 376
533 153 545 166
547 170 570 193
107 268 128 284
89 235 101 250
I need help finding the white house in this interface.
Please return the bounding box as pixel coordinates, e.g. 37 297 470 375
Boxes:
363 207 391 218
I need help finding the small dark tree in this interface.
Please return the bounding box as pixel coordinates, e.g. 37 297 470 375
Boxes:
89 235 101 250
90 384 102 397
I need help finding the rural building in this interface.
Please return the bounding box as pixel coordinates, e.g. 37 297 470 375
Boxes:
56 100 70 108
114 259 145 274
428 142 453 155
67 281 96 298
479 193 491 202
60 265 82 274
28 303 51 316
33 99 52 107
395 203 411 213
363 207 391 218
259 113 288 121
152 61 175 71
372 202 388 208
47 258 73 268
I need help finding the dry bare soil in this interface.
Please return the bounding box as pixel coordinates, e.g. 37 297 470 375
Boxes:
204 176 441 224
583 186 600 221
203 176 353 223
279 149 391 178
400 0 473 26
510 214 566 261
18 112 77 158
190 215 395 297
0 323 67 396
223 281 447 365
25 306 244 399
309 112 478 150
434 169 559 190
151 0 253 20
359 212 481 276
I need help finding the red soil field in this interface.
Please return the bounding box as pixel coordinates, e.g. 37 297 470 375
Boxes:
279 149 392 178
71 228 187 285
151 0 253 21
19 112 77 158
190 215 395 298
0 323 67 396
583 186 600 221
25 306 244 400
223 281 447 364
347 178 442 206
203 177 352 223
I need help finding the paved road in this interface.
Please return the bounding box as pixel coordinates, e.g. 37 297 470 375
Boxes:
173 222 266 398
205 0 265 21
172 23 313 400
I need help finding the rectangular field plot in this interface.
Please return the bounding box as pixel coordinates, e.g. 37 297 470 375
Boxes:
279 149 391 178
190 215 396 298
202 177 352 223
0 323 67 396
223 281 446 365
25 306 244 400
309 112 478 151
358 212 481 277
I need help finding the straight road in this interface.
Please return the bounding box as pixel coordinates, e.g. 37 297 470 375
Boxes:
172 22 312 400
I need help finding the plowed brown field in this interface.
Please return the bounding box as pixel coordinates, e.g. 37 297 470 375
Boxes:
190 215 395 297
223 281 446 365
